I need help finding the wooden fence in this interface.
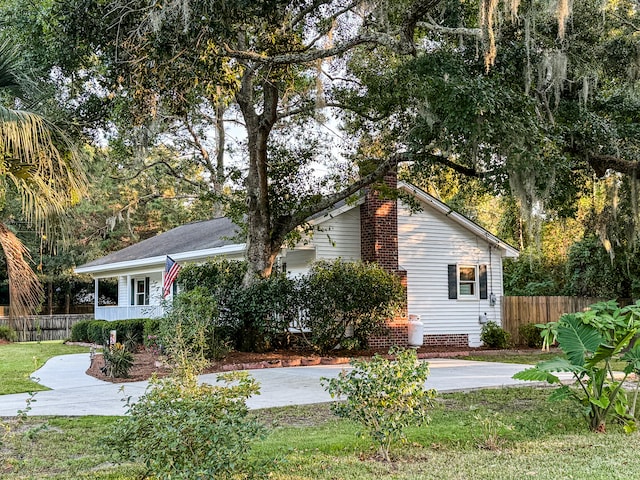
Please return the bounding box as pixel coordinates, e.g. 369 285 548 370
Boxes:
0 305 94 316
0 314 95 342
502 296 604 345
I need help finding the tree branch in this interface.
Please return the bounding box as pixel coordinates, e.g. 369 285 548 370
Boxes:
417 16 482 37
586 153 640 178
110 160 204 189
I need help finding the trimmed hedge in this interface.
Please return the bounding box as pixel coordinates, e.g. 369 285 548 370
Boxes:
71 318 149 346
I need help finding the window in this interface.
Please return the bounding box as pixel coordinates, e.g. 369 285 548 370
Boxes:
458 266 477 297
448 264 488 300
130 277 150 306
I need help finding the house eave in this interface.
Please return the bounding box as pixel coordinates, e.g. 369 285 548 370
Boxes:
75 243 247 277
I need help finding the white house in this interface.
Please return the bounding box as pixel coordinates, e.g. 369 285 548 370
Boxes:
75 177 518 347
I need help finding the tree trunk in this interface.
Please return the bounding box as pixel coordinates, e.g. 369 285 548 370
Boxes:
236 70 281 283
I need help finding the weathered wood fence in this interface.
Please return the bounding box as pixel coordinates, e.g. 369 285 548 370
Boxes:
0 314 95 342
502 296 605 344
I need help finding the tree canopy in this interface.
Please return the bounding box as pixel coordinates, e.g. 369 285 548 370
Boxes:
2 0 640 286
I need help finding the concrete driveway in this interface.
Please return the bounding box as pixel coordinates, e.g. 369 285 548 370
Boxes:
0 353 568 417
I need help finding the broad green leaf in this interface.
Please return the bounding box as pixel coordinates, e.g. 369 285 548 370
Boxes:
557 315 602 366
548 385 571 402
622 344 640 373
590 396 610 409
535 357 584 374
512 368 561 384
585 344 615 369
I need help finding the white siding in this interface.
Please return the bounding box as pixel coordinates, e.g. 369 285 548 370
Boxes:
117 276 128 306
289 206 362 276
312 206 361 261
398 200 505 347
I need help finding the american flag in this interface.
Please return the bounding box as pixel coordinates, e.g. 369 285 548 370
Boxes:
162 256 181 298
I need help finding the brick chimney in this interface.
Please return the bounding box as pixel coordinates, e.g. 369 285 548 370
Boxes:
360 168 410 349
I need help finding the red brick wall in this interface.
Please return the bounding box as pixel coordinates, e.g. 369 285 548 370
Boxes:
422 334 470 348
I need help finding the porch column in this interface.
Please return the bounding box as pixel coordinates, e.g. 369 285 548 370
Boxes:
94 278 99 312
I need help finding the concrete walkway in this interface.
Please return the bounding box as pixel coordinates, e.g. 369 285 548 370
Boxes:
0 353 569 417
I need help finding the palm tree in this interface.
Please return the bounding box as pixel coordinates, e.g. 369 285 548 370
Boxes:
0 40 85 321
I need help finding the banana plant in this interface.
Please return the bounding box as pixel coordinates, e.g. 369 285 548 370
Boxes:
514 300 640 433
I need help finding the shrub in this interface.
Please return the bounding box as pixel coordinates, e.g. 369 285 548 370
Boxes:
160 287 219 369
322 347 435 462
180 259 298 352
109 370 265 480
143 318 161 348
107 319 145 351
519 323 543 348
70 320 92 342
222 274 299 352
101 343 134 378
86 320 109 344
0 325 17 342
480 321 511 349
299 259 405 353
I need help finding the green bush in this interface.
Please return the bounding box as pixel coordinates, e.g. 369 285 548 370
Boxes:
300 260 405 353
0 325 17 342
102 343 134 378
480 321 511 349
107 319 145 350
70 320 92 342
519 323 543 348
322 348 435 462
222 274 299 352
109 370 265 480
74 319 148 347
180 259 298 352
160 287 220 368
86 320 109 344
143 318 161 353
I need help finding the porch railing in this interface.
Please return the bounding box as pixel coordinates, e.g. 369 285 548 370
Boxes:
94 305 165 321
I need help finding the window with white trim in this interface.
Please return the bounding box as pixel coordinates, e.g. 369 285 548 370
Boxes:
448 264 488 300
130 277 150 306
458 265 477 298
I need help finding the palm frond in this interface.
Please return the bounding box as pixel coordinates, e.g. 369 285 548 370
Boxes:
0 42 86 226
0 223 43 319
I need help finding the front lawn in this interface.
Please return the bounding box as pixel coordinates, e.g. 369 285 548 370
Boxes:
0 341 89 395
2 387 640 479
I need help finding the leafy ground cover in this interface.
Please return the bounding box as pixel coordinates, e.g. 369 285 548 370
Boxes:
0 341 89 395
3 387 640 479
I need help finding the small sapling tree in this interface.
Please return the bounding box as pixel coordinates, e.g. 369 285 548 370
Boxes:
322 347 436 461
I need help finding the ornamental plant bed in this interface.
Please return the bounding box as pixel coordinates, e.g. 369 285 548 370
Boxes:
85 345 474 383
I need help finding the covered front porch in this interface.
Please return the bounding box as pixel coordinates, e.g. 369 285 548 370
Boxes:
91 271 167 321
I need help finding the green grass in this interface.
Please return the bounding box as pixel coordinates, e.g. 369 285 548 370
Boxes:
3 387 640 479
0 341 89 395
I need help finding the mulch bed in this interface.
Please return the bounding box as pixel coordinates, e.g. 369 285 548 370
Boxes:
85 345 477 383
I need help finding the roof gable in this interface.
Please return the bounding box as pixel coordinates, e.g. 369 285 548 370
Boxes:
398 181 519 258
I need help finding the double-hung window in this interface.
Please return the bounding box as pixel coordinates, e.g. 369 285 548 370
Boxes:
448 264 488 300
130 277 150 306
458 265 477 297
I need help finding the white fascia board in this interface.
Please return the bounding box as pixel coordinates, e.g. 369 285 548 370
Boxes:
399 182 520 258
75 243 247 277
307 198 364 227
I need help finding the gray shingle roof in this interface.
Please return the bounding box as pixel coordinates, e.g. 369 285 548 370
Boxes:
78 217 242 268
